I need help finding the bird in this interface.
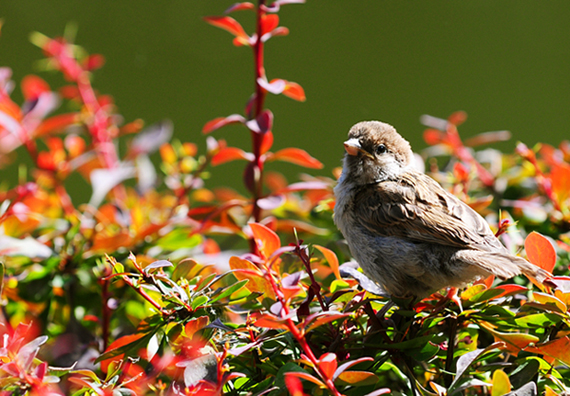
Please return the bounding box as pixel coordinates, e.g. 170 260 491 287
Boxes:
333 120 550 299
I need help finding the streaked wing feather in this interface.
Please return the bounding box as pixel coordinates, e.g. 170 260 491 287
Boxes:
353 171 500 250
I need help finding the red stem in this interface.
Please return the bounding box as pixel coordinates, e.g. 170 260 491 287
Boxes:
251 0 268 225
263 262 342 396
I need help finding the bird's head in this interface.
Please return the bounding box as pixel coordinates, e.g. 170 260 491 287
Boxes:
340 121 415 185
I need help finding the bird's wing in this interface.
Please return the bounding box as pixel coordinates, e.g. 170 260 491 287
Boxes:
353 171 501 250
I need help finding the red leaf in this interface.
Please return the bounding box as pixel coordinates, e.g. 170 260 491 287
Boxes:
249 222 281 259
318 352 338 379
84 54 106 71
260 131 274 154
224 2 255 13
211 147 254 166
284 373 305 396
423 129 445 145
525 231 556 273
202 114 245 134
268 148 323 169
448 110 467 126
261 14 279 36
282 81 306 101
21 75 50 100
203 16 249 41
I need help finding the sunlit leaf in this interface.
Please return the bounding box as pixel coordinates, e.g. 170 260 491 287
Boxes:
491 369 511 396
449 341 505 393
260 14 279 36
549 162 570 205
249 222 280 259
314 245 341 280
34 112 80 136
210 279 249 303
524 231 556 273
252 313 290 330
21 74 50 100
317 352 337 379
332 357 373 381
229 256 275 299
202 114 245 134
530 291 567 313
185 316 209 339
525 336 570 366
479 322 538 354
212 147 254 166
129 120 173 156
284 373 304 396
203 16 249 42
268 147 323 169
282 80 305 101
304 312 350 334
336 371 378 386
224 2 255 13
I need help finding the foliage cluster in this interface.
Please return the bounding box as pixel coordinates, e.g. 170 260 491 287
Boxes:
0 2 570 395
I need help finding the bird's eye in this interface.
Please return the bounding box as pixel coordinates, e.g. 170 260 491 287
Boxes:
376 144 387 154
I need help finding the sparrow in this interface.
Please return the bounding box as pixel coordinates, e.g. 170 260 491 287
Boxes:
333 121 550 299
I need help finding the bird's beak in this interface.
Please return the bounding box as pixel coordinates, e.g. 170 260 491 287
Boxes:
344 138 373 158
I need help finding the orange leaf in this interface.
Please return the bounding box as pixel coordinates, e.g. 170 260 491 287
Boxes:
283 81 306 101
21 75 50 100
525 336 570 365
287 372 325 388
34 113 80 137
252 313 289 330
249 222 281 259
314 245 341 280
336 371 379 386
203 16 249 41
524 231 556 273
531 291 567 313
479 321 539 354
211 147 253 166
229 256 275 299
318 352 337 379
268 148 323 169
185 316 209 339
549 162 570 205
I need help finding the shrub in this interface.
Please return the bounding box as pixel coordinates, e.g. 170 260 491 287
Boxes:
0 2 569 395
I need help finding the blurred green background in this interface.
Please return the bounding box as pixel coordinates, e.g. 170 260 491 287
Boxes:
2 1 570 195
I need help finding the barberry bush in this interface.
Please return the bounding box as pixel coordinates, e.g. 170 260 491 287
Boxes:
0 2 570 395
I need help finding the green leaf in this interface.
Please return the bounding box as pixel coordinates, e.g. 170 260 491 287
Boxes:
210 279 249 303
192 295 209 310
156 230 201 251
514 313 562 328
